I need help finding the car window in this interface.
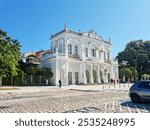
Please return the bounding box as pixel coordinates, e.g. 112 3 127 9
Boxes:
138 82 150 89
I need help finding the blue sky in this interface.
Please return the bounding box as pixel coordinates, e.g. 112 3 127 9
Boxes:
0 0 150 58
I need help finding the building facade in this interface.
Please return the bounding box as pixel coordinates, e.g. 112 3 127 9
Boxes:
22 50 50 64
40 26 118 86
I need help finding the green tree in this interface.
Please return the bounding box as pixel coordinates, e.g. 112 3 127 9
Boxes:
117 40 150 81
119 67 134 82
0 30 21 86
18 61 53 85
38 67 53 78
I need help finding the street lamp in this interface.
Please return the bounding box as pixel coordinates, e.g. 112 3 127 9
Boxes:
134 54 147 81
60 54 61 80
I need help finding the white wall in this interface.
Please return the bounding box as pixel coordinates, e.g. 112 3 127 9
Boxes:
40 29 118 85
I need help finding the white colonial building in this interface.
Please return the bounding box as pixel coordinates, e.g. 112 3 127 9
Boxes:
40 25 118 86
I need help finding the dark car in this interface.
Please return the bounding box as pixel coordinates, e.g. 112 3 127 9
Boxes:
129 80 150 103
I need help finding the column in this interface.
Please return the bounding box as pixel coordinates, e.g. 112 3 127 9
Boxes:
65 61 68 85
64 36 68 58
111 65 114 80
104 72 108 83
65 44 68 58
83 64 87 84
112 66 114 80
90 64 93 83
97 65 101 83
102 71 105 83
103 69 107 83
81 44 84 60
80 39 84 60
79 64 83 84
100 51 102 62
116 67 119 80
55 60 59 86
102 43 104 62
72 45 74 55
72 71 75 85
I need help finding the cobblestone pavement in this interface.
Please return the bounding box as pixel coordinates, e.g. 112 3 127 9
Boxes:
0 87 150 113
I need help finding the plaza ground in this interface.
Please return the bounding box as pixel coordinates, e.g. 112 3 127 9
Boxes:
0 84 150 113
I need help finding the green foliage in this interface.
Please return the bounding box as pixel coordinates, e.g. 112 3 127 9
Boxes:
142 74 150 80
117 40 150 80
0 29 53 86
119 67 135 79
0 29 21 77
18 61 53 78
38 67 53 78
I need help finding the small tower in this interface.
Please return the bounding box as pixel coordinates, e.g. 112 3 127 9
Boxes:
78 29 81 35
64 22 68 32
109 38 111 44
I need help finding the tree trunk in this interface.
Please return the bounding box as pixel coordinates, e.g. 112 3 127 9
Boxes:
39 75 41 85
0 76 2 86
21 76 24 85
123 75 125 82
11 76 13 86
31 75 33 85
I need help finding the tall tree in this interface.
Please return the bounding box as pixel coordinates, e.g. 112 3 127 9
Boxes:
0 29 21 86
116 40 150 81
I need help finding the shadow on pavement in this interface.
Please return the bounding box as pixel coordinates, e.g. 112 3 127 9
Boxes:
64 107 100 113
120 100 150 112
0 106 12 109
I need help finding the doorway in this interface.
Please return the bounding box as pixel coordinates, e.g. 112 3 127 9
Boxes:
68 72 72 85
75 72 79 84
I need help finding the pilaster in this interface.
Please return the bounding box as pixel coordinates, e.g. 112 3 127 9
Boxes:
90 64 93 83
97 65 101 83
83 64 87 84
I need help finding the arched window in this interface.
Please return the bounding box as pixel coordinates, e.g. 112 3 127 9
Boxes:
74 45 78 55
100 71 103 82
58 39 64 53
68 44 72 54
104 52 106 60
107 52 110 60
63 43 65 53
85 48 88 57
58 43 63 53
53 47 57 53
91 49 96 57
93 70 97 82
99 51 101 59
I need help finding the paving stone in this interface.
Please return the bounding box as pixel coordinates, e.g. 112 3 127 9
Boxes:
0 87 150 113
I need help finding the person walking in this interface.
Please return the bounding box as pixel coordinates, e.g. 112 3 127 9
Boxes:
45 79 48 86
58 79 62 88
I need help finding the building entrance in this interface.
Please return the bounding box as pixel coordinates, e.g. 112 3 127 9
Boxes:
68 72 72 85
75 72 79 84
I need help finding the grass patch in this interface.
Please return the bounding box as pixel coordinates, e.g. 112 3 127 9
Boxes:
0 87 20 91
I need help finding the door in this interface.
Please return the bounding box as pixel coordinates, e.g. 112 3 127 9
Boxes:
138 82 150 99
68 72 72 85
75 72 79 84
108 73 110 83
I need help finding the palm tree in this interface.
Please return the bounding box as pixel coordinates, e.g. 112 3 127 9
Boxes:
0 30 7 40
0 29 21 86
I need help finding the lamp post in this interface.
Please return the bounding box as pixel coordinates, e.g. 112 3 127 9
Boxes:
135 54 146 81
60 54 61 80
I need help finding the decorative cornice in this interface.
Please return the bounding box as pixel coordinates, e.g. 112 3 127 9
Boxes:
50 28 111 45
